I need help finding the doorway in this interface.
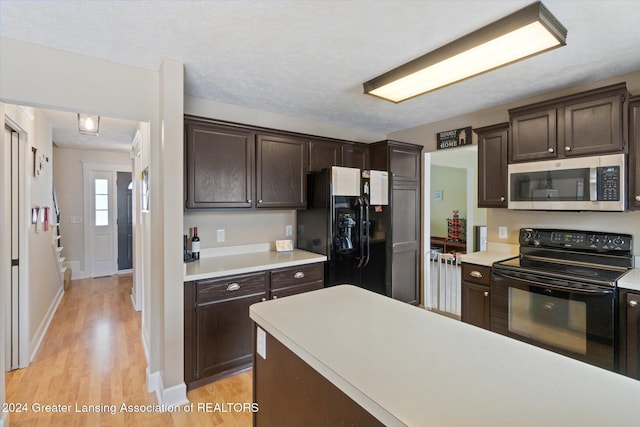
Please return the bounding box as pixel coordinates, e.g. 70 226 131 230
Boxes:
83 163 132 278
117 171 133 271
424 146 486 316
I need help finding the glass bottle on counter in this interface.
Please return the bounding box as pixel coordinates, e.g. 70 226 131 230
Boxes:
191 227 200 260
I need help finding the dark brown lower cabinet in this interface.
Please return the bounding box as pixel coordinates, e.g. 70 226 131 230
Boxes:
195 292 265 382
253 329 384 427
619 289 640 380
185 262 324 389
460 263 491 330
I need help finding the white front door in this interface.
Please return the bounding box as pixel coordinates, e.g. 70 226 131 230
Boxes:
90 171 116 277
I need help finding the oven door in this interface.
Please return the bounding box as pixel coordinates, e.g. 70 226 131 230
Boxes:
491 268 615 370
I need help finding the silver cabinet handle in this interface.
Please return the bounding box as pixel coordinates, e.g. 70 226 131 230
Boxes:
272 295 278 299
565 146 571 151
484 291 489 297
470 271 483 278
226 283 240 292
258 199 263 204
548 148 554 153
630 300 638 308
261 297 266 302
500 197 505 202
635 195 640 202
247 199 252 203
294 271 305 279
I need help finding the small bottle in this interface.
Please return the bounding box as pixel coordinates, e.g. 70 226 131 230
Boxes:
191 227 200 260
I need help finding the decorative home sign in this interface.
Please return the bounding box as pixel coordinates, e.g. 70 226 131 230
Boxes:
436 127 472 150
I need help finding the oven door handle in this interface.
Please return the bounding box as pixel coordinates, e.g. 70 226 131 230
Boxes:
493 271 614 296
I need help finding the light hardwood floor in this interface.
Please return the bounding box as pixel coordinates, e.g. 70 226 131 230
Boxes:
5 274 253 426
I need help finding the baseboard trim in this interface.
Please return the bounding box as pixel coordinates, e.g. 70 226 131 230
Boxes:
146 368 188 408
29 284 64 362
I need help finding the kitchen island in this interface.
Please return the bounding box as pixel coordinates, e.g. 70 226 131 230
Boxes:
250 285 640 427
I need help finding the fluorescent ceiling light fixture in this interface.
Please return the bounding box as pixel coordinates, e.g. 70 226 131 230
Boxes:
363 1 567 103
78 113 100 136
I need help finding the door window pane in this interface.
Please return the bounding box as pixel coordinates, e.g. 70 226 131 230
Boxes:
95 178 109 226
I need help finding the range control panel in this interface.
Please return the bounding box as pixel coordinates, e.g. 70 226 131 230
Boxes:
519 228 633 251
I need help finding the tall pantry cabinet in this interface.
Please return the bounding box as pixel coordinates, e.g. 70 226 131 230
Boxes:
370 140 423 305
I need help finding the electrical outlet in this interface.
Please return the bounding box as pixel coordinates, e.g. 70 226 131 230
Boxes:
498 226 508 239
216 229 225 243
285 224 293 237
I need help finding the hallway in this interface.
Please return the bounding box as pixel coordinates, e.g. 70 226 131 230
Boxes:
5 275 253 426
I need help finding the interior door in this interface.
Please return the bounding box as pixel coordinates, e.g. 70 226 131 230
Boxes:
4 125 20 370
117 171 133 270
90 171 115 277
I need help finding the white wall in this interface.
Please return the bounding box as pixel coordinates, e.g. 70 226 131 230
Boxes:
430 165 467 238
185 96 385 143
53 147 132 277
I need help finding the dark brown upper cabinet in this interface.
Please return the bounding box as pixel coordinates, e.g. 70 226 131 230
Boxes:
341 143 370 170
474 123 508 208
256 134 307 209
628 96 640 210
308 139 343 172
509 107 557 162
184 121 254 209
509 83 629 163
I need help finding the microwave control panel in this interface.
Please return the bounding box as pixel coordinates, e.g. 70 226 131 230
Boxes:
596 166 620 201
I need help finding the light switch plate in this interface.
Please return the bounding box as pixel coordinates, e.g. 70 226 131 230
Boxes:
285 224 293 237
217 229 225 242
498 226 508 239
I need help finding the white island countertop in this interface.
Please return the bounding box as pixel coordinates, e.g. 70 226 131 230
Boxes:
250 285 640 427
184 243 326 282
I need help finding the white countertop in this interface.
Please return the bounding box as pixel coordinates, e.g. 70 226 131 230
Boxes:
620 267 640 292
459 242 519 266
250 285 640 427
184 243 327 282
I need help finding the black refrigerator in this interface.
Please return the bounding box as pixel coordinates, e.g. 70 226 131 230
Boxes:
297 166 389 296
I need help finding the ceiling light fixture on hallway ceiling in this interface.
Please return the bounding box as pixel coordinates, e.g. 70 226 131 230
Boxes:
363 1 567 103
78 113 100 136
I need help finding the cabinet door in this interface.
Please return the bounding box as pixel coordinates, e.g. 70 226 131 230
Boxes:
342 144 369 170
309 140 342 172
185 122 254 208
195 292 265 381
509 108 557 162
476 123 508 208
390 182 420 305
256 134 306 209
461 281 491 329
562 93 625 156
629 98 640 210
625 292 640 380
389 145 421 182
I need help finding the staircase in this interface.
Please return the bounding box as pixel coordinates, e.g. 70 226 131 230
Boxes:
52 184 68 287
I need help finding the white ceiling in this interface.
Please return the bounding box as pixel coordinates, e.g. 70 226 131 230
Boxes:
2 0 640 151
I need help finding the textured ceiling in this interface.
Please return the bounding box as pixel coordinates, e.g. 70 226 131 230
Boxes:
2 0 640 151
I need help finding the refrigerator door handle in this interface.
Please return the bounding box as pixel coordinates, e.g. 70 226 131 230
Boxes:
363 198 371 267
356 198 365 268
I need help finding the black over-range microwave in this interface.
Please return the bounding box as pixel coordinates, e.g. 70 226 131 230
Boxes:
508 153 626 211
